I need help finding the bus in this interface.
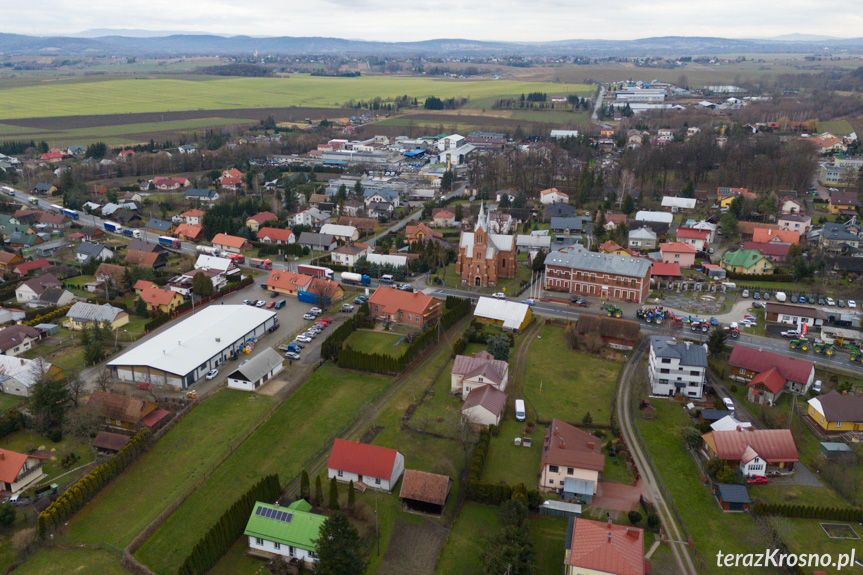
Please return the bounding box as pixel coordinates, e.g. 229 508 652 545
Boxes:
158 236 181 249
49 204 63 213
62 208 79 220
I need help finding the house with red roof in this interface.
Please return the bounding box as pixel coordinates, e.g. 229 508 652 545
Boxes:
138 286 185 314
702 428 798 475
728 345 815 406
0 448 46 495
650 261 681 279
431 208 456 227
752 227 800 245
450 350 509 397
598 240 631 257
219 168 245 191
461 385 508 426
263 270 312 297
175 224 203 242
212 233 252 253
152 176 190 191
256 227 295 245
741 241 791 263
564 518 646 575
658 241 697 268
540 187 569 205
245 211 278 232
12 258 52 277
405 222 443 244
675 227 710 251
540 419 605 500
601 212 627 231
180 208 205 226
367 286 442 328
326 438 404 492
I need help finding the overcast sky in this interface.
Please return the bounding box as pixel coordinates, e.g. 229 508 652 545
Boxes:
4 0 863 42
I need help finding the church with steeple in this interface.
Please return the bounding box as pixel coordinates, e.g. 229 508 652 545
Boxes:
456 203 516 287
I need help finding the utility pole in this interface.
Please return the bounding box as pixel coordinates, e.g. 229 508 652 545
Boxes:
375 491 380 556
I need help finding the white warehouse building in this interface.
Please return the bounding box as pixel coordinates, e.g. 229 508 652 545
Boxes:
107 306 278 389
648 335 708 399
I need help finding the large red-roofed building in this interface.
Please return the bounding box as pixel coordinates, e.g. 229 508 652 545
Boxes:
564 518 647 575
367 286 442 328
326 438 404 492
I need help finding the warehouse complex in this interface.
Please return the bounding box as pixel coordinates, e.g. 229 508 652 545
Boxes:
107 306 278 389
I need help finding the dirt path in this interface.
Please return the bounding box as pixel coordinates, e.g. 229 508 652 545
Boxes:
616 341 698 575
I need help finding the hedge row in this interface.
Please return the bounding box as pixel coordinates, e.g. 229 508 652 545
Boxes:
25 305 72 326
178 474 280 575
320 302 369 360
751 502 862 521
724 271 794 283
37 428 152 537
464 429 542 507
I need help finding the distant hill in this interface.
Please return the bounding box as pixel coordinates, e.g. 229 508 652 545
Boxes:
2 32 863 57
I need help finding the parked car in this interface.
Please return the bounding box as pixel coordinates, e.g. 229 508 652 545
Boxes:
741 289 749 298
295 335 312 343
320 317 333 325
798 295 806 303
341 304 355 312
255 300 266 307
290 341 304 349
813 380 823 393
492 292 506 300
303 313 316 320
849 300 857 309
266 301 276 309
722 397 735 412
780 330 798 338
570 297 589 307
747 476 768 485
753 292 761 300
205 368 219 380
826 297 836 306
285 352 301 361
751 302 764 309
310 307 323 315
762 292 770 300
807 295 815 304
243 299 254 305
838 300 846 308
270 291 279 298
818 297 826 305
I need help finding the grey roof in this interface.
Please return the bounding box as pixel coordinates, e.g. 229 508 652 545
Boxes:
66 302 126 324
820 442 852 453
545 245 652 279
563 477 595 496
228 347 283 383
550 217 586 231
544 204 576 218
715 483 750 504
186 188 218 198
298 232 336 246
75 242 110 257
821 222 860 242
629 226 657 240
649 335 708 368
38 286 70 304
363 188 399 202
145 218 173 232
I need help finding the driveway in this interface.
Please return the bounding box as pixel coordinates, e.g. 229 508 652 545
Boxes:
768 463 823 487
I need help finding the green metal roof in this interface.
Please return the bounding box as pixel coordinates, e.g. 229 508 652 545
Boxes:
722 249 765 269
244 500 325 550
288 499 312 512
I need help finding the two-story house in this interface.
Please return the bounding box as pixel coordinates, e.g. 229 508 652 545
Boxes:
539 419 605 503
367 286 442 328
648 336 708 399
450 351 509 397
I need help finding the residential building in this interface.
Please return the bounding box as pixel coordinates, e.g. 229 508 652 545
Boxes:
647 336 708 399
245 211 277 232
601 212 627 231
752 227 800 245
184 188 219 202
319 223 359 242
399 470 452 516
675 227 710 251
85 391 160 432
166 268 228 297
144 218 173 235
12 259 51 277
75 242 113 264
152 176 189 191
180 208 205 226
326 438 405 492
764 303 827 328
338 217 377 234
516 234 551 252
628 227 658 251
740 242 790 263
367 286 442 328
0 448 46 495
540 188 569 205
778 214 811 234
550 217 589 235
107 306 278 389
219 168 244 190
658 242 697 268
545 245 652 303
404 222 442 244
819 222 860 252
807 391 863 434
226 347 284 392
211 233 251 254
243 500 325 567
0 356 60 397
431 209 456 227
450 350 509 397
728 345 815 405
124 249 167 270
720 249 775 275
661 196 697 212
461 385 508 426
779 197 803 214
564 518 646 575
64 302 129 331
829 190 859 216
456 203 516 287
0 325 42 357
543 204 577 221
297 232 337 252
330 243 368 267
702 428 798 476
288 208 329 228
473 297 532 332
15 273 61 304
263 271 312 297
138 286 185 314
175 224 203 242
540 419 605 500
32 286 74 308
598 240 630 257
0 251 24 271
256 227 295 245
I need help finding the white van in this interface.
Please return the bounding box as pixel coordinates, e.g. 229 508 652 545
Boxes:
515 399 526 422
380 274 394 285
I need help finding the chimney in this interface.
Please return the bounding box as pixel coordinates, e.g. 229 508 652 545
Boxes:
685 341 691 350
0 453 4 460
588 442 596 450
607 532 612 542
559 439 565 449
20 359 24 366
626 528 640 540
471 353 476 358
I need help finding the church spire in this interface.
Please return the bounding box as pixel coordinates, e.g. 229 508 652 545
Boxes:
475 201 488 232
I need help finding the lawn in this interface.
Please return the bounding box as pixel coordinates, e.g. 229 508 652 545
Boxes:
343 329 409 358
0 75 594 120
528 513 569 575
752 484 849 508
60 390 275 550
0 428 95 487
776 517 863 562
636 400 783 575
602 448 636 485
522 325 620 425
819 119 854 136
11 547 128 575
0 393 24 413
135 365 390 575
481 420 542 487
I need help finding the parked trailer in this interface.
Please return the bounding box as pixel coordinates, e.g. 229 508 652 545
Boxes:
340 272 371 286
50 203 63 213
158 236 181 249
297 264 335 280
248 258 273 270
227 253 246 264
196 245 222 256
103 221 122 233
62 208 79 220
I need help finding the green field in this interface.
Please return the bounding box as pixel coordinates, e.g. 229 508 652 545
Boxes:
481 420 542 487
0 117 248 140
61 390 275 549
819 119 855 136
135 365 389 575
12 547 128 575
343 329 409 357
0 74 595 120
522 325 620 425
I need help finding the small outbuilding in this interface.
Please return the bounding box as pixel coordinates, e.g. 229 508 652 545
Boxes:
226 347 284 392
473 297 532 331
92 431 131 454
713 483 750 512
399 469 452 515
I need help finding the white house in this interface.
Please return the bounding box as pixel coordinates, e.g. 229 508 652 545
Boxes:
326 438 404 493
648 336 708 399
540 188 569 205
450 350 509 397
628 227 658 250
194 255 239 275
661 196 697 212
244 500 324 568
15 274 62 304
635 210 673 224
461 385 507 426
331 243 368 267
319 223 359 242
75 242 114 264
366 253 408 268
227 347 284 392
0 356 56 397
689 220 718 243
288 208 329 228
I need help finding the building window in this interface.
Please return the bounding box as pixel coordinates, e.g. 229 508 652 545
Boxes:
255 538 263 545
375 478 381 485
337 470 343 477
549 465 559 473
567 467 574 475
274 543 280 550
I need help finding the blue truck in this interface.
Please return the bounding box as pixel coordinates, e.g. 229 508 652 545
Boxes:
340 272 371 286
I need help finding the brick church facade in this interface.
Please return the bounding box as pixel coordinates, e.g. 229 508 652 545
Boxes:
457 204 516 287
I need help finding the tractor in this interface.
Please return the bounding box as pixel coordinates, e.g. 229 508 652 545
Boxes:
637 305 664 324
602 302 623 318
813 340 835 356
690 319 710 333
850 348 862 363
724 322 740 338
789 337 810 351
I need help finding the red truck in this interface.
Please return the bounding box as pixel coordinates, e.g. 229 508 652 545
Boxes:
248 258 273 270
297 264 334 279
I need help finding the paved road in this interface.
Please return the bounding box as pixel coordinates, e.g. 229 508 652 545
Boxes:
591 85 605 123
617 341 698 575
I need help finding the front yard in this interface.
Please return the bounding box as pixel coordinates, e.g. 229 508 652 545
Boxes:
0 428 95 488
343 329 409 358
481 420 542 487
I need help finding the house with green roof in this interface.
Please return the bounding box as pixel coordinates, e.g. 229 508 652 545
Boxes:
720 249 775 275
244 500 325 567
